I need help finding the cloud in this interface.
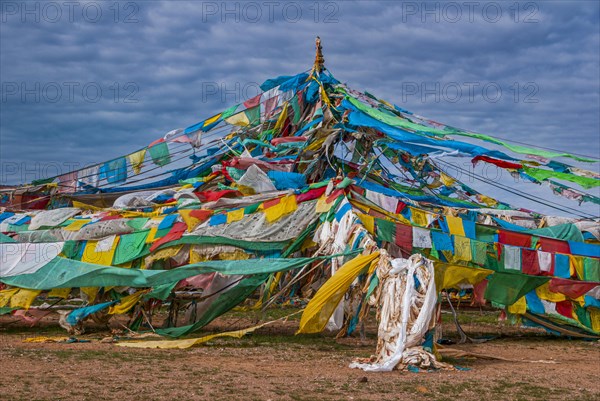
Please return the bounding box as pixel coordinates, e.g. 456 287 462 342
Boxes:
0 1 598 215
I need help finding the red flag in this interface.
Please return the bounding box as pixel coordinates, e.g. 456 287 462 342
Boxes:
149 222 187 252
395 224 412 250
472 155 522 170
521 248 540 275
498 230 531 248
549 278 599 299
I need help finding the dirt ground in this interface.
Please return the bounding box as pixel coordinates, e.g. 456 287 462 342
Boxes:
0 308 598 401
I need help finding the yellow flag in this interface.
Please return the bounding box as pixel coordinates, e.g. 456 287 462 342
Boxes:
410 207 429 227
297 252 380 334
0 288 20 307
590 308 600 332
71 201 103 211
225 112 250 127
121 209 161 218
23 336 70 343
189 249 208 264
315 196 334 213
48 287 71 299
128 149 147 175
320 85 332 106
146 226 158 244
115 313 299 349
536 282 566 303
356 213 375 234
145 245 184 268
81 238 119 266
10 288 42 309
264 195 297 223
428 180 443 189
454 236 472 262
63 219 91 231
81 287 99 303
446 215 465 236
116 261 133 269
435 264 492 291
274 102 288 131
307 136 327 151
508 296 527 315
204 113 222 127
108 291 147 315
380 99 394 109
477 194 498 207
116 325 260 349
570 255 584 280
219 250 250 261
440 172 456 187
226 208 245 224
178 209 202 232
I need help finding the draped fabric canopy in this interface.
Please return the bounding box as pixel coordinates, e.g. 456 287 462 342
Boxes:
1 44 599 341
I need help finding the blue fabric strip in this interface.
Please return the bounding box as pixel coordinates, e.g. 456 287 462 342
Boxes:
554 254 571 278
432 231 453 252
66 301 117 325
209 214 227 226
525 290 545 314
158 214 177 230
335 201 353 222
568 241 600 258
463 219 477 239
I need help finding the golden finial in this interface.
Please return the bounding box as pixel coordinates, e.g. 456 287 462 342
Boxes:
313 36 325 74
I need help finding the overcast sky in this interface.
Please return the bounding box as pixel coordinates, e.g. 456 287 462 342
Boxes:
1 1 599 215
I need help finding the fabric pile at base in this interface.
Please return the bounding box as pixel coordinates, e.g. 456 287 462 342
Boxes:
349 253 453 372
1 50 599 366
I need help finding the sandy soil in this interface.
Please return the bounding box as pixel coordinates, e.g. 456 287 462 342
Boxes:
0 309 598 401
